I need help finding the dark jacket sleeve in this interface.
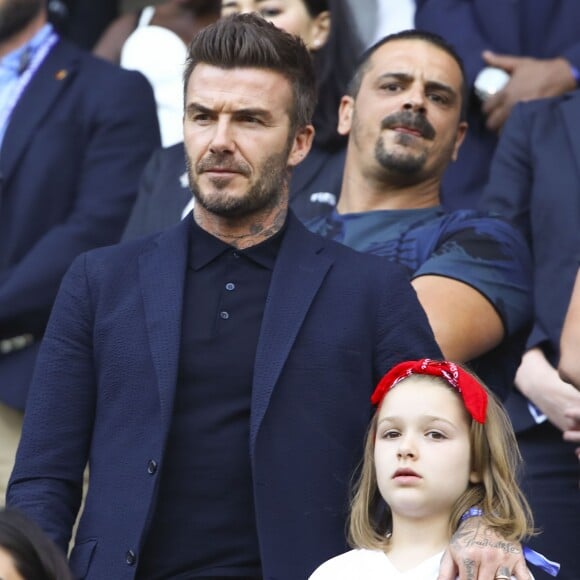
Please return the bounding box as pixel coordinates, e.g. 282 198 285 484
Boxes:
7 253 97 551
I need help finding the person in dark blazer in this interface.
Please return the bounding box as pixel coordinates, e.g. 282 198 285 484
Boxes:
479 91 580 580
8 15 525 580
415 0 580 211
0 0 160 503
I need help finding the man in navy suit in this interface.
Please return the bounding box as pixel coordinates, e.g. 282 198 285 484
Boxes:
415 0 580 210
479 92 580 580
0 0 160 503
8 14 530 580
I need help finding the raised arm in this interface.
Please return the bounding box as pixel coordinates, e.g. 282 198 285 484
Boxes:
481 53 577 132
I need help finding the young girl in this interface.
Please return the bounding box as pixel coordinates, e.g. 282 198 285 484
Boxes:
310 359 558 579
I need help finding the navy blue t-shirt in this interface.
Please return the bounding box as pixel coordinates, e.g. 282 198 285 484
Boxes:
308 207 533 399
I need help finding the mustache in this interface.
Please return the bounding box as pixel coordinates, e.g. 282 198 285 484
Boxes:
380 111 436 140
196 154 251 176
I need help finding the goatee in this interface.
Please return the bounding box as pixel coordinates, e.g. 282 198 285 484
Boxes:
374 110 435 176
374 136 428 176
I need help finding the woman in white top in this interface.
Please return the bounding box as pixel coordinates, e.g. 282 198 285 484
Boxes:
94 1 220 146
310 359 545 580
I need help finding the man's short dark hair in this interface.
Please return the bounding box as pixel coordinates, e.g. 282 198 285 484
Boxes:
347 29 468 122
183 13 318 132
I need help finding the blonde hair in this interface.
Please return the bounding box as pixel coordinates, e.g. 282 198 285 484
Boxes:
348 372 535 551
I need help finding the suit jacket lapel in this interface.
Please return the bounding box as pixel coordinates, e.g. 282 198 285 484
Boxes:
139 218 190 430
1 40 78 185
560 94 580 181
250 214 333 455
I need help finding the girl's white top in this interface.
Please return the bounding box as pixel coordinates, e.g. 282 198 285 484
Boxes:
309 549 526 580
309 549 444 579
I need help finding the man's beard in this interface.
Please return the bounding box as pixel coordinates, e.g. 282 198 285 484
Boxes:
0 0 43 43
187 147 292 218
374 134 428 175
374 110 435 176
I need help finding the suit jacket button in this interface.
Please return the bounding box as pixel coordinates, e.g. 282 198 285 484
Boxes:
126 550 136 565
147 460 158 474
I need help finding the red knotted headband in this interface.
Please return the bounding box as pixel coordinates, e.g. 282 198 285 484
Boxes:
371 358 488 424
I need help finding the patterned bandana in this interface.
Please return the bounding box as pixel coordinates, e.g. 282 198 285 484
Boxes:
371 358 488 424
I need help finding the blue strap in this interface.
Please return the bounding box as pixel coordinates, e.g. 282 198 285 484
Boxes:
523 545 560 577
459 507 483 523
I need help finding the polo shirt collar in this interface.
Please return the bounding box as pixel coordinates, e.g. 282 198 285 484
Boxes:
188 213 287 271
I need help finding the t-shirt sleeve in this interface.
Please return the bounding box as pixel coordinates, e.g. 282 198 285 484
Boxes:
411 212 533 335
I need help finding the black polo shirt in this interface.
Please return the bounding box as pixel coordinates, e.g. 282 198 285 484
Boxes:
137 217 285 579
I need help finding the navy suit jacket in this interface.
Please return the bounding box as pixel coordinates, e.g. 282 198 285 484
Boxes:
0 38 160 409
479 91 580 431
8 214 440 579
122 141 346 240
415 0 580 211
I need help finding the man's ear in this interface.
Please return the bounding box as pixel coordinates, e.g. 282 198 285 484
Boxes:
337 95 354 136
287 124 315 168
451 121 468 162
